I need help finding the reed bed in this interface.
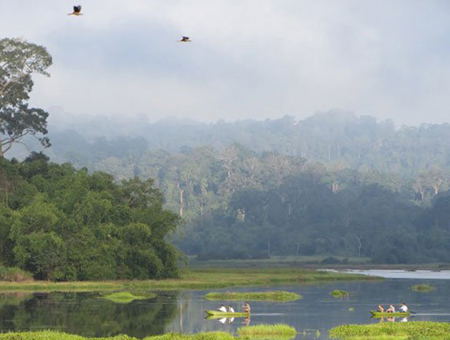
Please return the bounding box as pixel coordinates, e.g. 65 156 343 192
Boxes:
237 324 297 338
145 332 234 340
205 291 301 302
329 321 450 339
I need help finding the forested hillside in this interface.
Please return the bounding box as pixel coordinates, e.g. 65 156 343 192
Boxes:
180 169 450 264
0 154 180 281
7 111 450 264
41 110 450 177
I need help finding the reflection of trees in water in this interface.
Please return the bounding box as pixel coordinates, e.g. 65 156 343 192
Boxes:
0 291 179 338
0 293 33 307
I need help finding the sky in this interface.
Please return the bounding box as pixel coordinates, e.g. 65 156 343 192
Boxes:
1 0 450 126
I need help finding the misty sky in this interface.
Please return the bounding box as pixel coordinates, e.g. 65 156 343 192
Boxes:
2 0 450 125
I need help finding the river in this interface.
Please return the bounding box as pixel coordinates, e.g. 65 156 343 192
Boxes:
1 270 450 339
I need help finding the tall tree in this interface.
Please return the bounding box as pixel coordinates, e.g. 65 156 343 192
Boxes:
0 38 52 156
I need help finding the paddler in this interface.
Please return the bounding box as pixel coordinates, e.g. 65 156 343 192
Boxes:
377 304 385 312
243 302 251 314
399 303 408 312
386 304 395 313
228 305 235 313
217 304 227 312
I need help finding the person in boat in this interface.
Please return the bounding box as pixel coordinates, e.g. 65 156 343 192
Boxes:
377 304 385 312
399 303 408 313
228 305 235 313
217 304 227 312
243 302 251 314
386 304 396 313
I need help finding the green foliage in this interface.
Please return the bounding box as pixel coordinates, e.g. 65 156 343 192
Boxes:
205 291 302 302
0 331 138 339
0 157 180 281
237 324 297 338
330 290 350 298
411 284 435 292
329 321 450 339
0 331 236 340
145 332 234 340
0 265 32 281
0 38 52 155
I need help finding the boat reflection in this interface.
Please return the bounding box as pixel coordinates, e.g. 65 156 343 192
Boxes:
206 315 250 325
377 316 409 323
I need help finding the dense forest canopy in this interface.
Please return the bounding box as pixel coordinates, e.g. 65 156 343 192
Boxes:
0 154 180 280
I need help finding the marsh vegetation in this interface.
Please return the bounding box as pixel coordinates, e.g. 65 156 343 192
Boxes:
205 291 302 302
411 284 435 292
329 321 450 339
330 290 350 298
237 324 297 338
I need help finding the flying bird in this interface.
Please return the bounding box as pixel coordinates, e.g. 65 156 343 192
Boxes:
68 5 82 16
178 36 191 42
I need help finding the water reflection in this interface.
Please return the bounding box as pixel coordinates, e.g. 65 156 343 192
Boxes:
0 277 450 339
0 291 178 338
376 316 409 323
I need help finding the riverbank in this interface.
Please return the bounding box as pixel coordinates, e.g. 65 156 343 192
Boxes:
0 267 379 292
189 257 450 271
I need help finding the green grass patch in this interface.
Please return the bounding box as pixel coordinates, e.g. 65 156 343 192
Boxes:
330 290 349 298
0 331 236 340
205 291 302 302
101 291 155 303
237 324 297 338
329 321 450 339
145 332 234 340
411 284 435 292
0 267 377 293
0 331 136 339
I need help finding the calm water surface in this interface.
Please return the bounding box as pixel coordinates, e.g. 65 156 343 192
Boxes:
1 270 450 339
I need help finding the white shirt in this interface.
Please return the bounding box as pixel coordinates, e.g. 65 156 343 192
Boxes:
400 305 408 312
218 306 227 312
228 306 235 313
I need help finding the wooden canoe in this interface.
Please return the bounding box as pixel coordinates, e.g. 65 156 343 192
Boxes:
205 310 249 317
370 311 410 317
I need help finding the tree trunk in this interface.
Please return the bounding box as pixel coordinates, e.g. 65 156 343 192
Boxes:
178 187 185 217
355 235 363 257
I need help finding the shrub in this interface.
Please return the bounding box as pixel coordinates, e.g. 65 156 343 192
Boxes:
0 266 33 282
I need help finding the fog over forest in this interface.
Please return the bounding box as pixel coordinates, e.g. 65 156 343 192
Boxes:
6 109 450 265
